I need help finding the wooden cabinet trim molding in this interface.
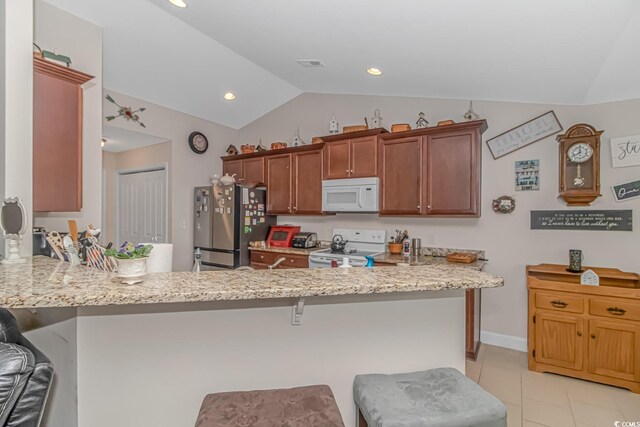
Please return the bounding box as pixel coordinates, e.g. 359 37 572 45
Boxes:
318 128 388 143
34 57 94 85
380 120 488 141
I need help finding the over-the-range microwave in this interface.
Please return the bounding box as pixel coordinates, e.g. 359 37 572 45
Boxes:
321 177 379 212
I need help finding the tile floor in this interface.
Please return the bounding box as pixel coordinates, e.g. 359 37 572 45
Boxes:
466 344 640 427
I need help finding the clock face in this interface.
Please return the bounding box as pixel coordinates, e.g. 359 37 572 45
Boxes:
567 142 593 163
188 132 209 154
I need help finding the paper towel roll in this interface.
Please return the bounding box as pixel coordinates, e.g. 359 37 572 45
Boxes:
143 243 173 273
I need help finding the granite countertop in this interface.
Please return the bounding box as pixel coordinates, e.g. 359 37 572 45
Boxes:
0 256 503 309
373 253 485 270
248 247 322 256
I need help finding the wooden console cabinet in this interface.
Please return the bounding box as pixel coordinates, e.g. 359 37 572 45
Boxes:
527 264 640 393
33 57 93 212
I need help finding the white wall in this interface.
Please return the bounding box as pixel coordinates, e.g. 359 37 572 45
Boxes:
237 93 640 342
0 0 34 257
33 0 103 233
102 90 238 271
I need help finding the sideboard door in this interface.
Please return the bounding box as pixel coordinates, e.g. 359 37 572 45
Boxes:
534 312 584 371
588 319 640 382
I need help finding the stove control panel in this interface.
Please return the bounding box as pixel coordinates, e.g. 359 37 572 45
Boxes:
331 228 386 244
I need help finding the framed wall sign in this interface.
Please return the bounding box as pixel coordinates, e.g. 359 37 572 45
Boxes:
610 134 640 168
515 160 540 191
487 111 563 159
612 179 640 202
531 210 632 231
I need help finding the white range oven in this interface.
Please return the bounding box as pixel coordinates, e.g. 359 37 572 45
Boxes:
308 228 386 268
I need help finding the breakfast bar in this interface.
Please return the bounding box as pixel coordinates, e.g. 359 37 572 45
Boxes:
1 257 503 427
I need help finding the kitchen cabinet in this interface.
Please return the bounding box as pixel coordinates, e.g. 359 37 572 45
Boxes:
33 57 93 212
379 121 486 217
379 136 422 215
222 157 265 184
265 154 292 214
528 264 640 393
250 250 309 269
321 129 387 179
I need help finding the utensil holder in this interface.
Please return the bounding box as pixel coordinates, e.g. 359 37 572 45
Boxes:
388 243 403 254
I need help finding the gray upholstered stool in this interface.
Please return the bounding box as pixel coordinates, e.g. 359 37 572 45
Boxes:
354 367 507 427
195 384 345 427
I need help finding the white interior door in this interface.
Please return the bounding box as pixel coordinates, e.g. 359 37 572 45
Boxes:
117 168 167 247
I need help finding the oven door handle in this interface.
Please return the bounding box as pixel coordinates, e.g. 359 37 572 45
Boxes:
310 257 334 266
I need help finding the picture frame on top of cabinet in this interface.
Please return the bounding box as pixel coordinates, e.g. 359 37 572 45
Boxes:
610 134 640 168
486 111 562 159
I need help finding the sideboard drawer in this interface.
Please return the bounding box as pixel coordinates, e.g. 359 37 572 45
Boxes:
536 292 584 313
250 251 277 265
280 254 309 268
590 298 640 321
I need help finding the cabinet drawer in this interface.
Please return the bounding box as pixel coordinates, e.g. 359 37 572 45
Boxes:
590 298 640 321
281 254 309 268
535 292 584 313
250 251 277 265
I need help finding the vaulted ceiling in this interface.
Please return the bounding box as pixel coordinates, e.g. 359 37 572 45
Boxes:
44 0 640 129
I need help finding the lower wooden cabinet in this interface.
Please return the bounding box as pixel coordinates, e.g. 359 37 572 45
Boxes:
250 250 309 269
528 264 640 393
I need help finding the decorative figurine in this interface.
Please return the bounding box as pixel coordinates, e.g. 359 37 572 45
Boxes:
463 101 480 121
371 109 383 128
226 144 239 156
416 112 429 129
329 114 339 134
256 139 267 152
292 126 305 147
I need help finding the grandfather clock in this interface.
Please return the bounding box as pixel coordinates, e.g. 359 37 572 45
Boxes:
557 124 602 206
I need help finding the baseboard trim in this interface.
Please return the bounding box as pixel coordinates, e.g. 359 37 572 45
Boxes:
480 330 527 353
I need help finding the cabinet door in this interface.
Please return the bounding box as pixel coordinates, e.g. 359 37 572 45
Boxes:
293 150 323 214
223 159 243 181
534 312 584 370
588 319 640 382
323 140 350 179
33 73 83 212
379 137 422 215
424 130 480 216
266 154 292 214
350 136 377 178
242 157 265 184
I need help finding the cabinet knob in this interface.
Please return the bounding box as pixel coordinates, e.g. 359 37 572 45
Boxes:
293 206 297 210
417 206 421 210
350 170 354 173
427 205 431 209
577 331 582 337
591 334 596 339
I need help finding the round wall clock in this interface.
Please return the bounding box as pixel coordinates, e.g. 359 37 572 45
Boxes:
188 131 209 154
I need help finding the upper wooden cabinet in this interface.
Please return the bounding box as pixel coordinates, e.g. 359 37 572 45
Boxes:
265 154 292 214
379 121 487 217
33 57 93 212
321 129 387 179
222 157 265 185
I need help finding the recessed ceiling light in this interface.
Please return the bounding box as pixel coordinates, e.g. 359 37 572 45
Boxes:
223 92 236 101
366 67 383 76
168 0 187 8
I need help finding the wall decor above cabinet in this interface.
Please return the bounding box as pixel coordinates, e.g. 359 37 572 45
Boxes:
610 134 640 168
105 94 146 128
486 110 562 159
33 57 93 212
188 131 209 154
557 123 602 206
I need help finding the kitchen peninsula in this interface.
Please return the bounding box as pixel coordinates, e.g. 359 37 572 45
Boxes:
3 257 502 427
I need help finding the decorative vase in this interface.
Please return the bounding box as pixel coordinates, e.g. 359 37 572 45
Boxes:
115 257 148 285
388 243 403 254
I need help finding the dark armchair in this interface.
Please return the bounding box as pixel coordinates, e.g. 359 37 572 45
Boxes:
0 309 53 427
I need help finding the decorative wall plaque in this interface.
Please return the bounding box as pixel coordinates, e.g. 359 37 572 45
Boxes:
610 134 640 168
515 160 540 191
531 210 632 231
487 111 562 159
612 179 640 202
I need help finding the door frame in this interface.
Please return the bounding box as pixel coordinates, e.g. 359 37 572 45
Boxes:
115 163 169 247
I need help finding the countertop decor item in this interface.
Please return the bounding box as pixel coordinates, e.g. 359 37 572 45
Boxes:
446 252 478 263
226 144 239 156
106 242 153 285
463 101 480 121
387 243 403 254
486 110 562 159
0 197 28 264
105 94 146 128
240 144 255 154
311 137 323 144
568 249 583 272
557 123 602 206
391 124 411 133
292 126 305 147
415 112 429 129
371 109 383 128
219 173 236 185
188 132 209 154
437 120 455 126
330 234 347 254
329 114 339 134
256 140 267 152
492 195 515 213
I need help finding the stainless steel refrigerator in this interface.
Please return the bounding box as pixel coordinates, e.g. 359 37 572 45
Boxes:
194 184 275 269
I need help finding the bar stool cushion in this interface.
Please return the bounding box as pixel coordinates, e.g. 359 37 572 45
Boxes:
354 367 507 427
195 384 345 427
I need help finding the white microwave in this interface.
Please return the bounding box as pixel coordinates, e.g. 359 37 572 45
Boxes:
321 177 379 212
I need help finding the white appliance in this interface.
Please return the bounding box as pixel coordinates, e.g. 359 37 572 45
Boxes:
309 228 386 268
321 177 379 212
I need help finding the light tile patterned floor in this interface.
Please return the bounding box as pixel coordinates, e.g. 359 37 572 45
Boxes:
466 344 640 427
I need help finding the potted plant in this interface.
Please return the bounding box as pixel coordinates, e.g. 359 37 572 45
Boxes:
105 242 153 284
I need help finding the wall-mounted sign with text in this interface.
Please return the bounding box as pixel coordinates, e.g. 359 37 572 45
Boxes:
531 210 632 231
486 111 562 159
612 179 640 202
610 134 640 168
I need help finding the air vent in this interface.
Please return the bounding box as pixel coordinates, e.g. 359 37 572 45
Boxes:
296 59 326 68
